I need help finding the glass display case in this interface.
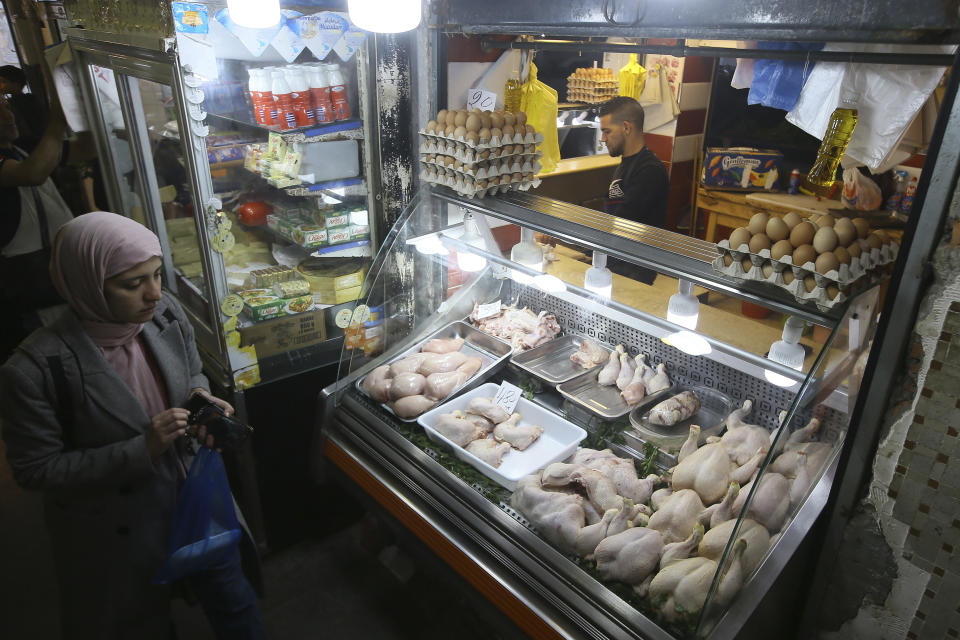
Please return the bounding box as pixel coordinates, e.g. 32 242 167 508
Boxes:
320 187 881 639
67 12 379 397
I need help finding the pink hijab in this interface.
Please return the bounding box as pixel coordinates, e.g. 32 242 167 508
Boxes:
50 211 168 418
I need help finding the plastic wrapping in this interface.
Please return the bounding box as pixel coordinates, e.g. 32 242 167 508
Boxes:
841 168 882 211
520 62 561 174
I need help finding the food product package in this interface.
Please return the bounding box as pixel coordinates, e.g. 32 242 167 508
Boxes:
520 62 560 174
841 168 882 211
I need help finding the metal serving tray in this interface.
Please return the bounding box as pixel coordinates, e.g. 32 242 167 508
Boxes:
356 321 513 422
626 385 735 455
556 368 675 420
510 335 610 385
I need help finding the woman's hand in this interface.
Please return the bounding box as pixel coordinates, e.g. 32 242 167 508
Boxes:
146 408 190 460
190 387 234 416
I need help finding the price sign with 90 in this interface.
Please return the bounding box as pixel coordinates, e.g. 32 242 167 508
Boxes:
466 88 497 112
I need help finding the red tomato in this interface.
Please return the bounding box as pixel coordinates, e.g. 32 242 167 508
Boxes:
237 201 273 226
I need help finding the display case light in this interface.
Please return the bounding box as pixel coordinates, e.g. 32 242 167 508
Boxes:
667 279 699 330
456 213 488 272
409 232 447 255
765 316 806 387
584 251 613 298
510 227 543 285
347 0 422 33
227 0 281 29
533 274 566 293
663 330 712 356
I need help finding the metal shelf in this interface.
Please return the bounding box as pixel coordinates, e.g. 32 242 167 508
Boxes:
206 111 364 143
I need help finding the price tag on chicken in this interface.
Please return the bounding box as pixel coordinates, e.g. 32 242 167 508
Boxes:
492 381 522 416
476 299 501 319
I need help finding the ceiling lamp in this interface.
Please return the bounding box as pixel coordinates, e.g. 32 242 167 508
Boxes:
347 0 422 33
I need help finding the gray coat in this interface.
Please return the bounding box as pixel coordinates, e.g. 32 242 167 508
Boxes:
1 293 210 639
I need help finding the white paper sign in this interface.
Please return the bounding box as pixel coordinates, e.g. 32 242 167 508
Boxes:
466 88 497 112
476 300 501 319
176 33 218 80
301 12 348 60
493 381 522 416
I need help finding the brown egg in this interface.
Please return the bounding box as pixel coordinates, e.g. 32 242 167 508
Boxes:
465 114 481 132
834 218 857 245
847 242 862 259
833 245 851 265
749 233 771 253
815 251 839 275
444 124 455 136
479 112 492 129
803 275 818 293
852 217 870 239
762 263 775 278
511 172 523 183
748 212 769 235
723 254 734 267
766 217 789 242
454 111 468 127
729 227 752 250
826 284 840 300
771 239 794 260
783 270 795 284
453 159 463 170
516 111 527 126
501 124 515 139
741 257 754 272
866 232 883 249
813 226 838 254
490 127 502 141
453 125 467 139
465 131 479 145
478 127 491 143
503 112 516 127
445 110 457 127
815 214 835 228
874 229 891 245
790 221 816 248
490 112 505 129
525 124 537 137
479 149 490 159
436 109 448 124
426 120 438 133
782 211 802 230
792 244 817 267
478 179 489 189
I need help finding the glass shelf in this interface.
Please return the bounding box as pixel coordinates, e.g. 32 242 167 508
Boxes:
206 110 363 143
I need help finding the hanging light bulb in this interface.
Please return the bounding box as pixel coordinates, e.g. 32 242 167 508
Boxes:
765 316 806 387
510 227 543 285
584 251 613 299
456 214 487 273
227 0 281 29
347 0 422 33
667 279 699 330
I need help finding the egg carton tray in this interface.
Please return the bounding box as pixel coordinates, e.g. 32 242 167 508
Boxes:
419 141 541 165
567 78 619 88
418 129 544 152
419 157 542 181
421 170 541 200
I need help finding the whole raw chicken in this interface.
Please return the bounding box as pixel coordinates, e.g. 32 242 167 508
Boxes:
421 336 465 354
594 526 665 586
771 441 831 479
509 474 585 554
647 488 705 544
671 441 765 505
388 372 426 400
699 518 770 576
362 365 392 403
571 448 659 505
424 371 468 401
649 538 747 622
574 501 637 559
465 437 512 467
493 413 543 450
570 339 608 369
731 471 792 532
720 400 773 465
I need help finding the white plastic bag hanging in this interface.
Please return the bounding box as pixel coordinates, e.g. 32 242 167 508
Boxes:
786 43 954 171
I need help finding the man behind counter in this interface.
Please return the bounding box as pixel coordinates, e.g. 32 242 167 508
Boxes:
599 96 669 284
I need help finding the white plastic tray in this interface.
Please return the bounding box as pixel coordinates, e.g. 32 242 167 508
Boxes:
417 382 587 491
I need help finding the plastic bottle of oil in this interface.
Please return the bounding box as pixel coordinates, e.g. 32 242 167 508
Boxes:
504 68 523 113
800 98 858 197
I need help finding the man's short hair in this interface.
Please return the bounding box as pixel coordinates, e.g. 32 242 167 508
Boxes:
0 65 27 90
599 96 645 130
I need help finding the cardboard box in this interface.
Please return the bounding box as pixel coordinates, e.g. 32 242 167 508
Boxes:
239 310 327 358
239 289 285 321
298 257 368 292
313 285 362 305
701 147 783 191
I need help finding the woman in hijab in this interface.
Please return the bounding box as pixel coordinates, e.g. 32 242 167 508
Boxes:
0 211 264 639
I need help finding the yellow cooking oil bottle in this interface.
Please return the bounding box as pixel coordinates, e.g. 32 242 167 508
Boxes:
504 68 523 113
800 99 858 197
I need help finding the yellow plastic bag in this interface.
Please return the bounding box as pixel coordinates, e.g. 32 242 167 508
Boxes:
618 54 647 100
520 62 561 174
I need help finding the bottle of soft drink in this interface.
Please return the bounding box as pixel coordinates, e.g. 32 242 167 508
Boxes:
247 69 264 123
259 68 278 125
899 176 919 214
271 70 297 130
285 67 316 127
324 63 351 121
307 65 335 124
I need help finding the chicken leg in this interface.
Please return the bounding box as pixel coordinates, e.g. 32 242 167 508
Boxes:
465 437 512 467
645 363 671 395
493 413 543 450
616 349 637 390
597 346 622 386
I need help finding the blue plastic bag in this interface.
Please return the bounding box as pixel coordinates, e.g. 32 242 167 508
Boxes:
155 448 242 584
747 42 824 111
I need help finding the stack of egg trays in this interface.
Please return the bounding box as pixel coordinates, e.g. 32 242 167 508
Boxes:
712 238 900 311
418 128 544 199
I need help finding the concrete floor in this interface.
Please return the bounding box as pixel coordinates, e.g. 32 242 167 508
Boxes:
0 434 519 640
